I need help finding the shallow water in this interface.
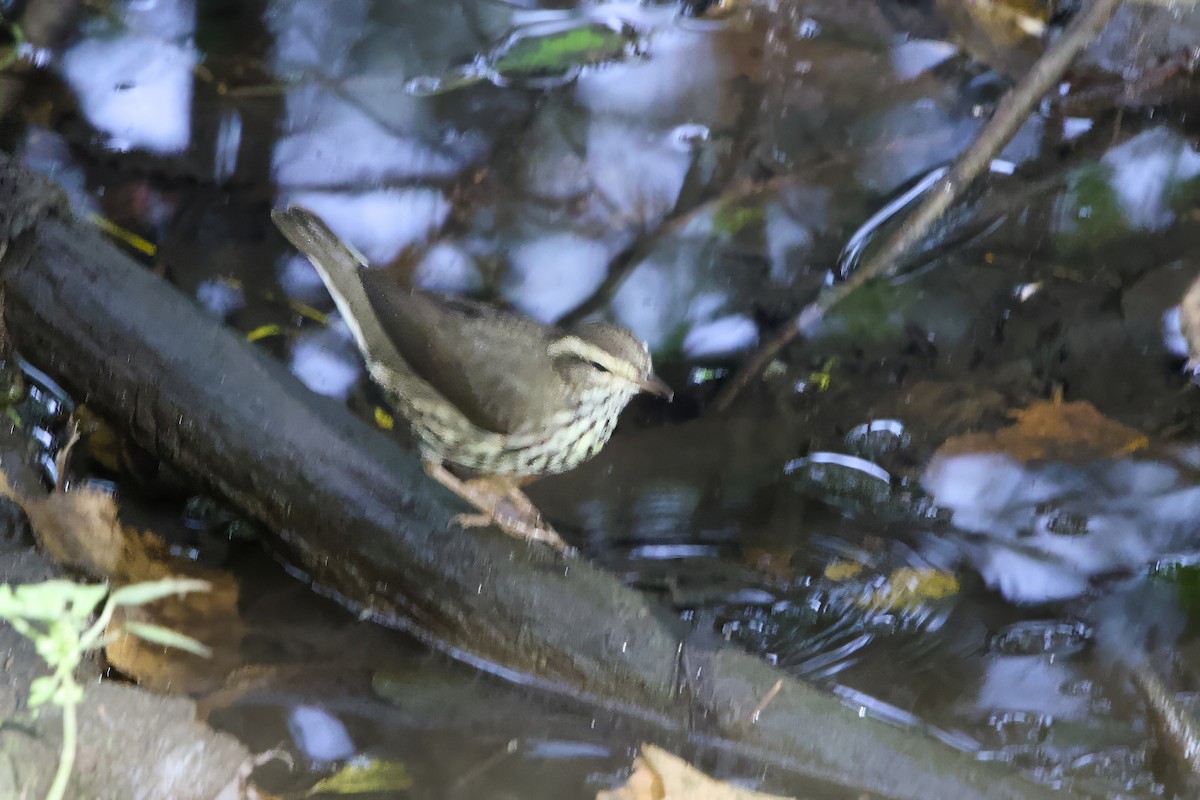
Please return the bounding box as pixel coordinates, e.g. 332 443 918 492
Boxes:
9 0 1200 796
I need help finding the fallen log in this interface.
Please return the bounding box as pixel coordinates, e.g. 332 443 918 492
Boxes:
0 154 1068 799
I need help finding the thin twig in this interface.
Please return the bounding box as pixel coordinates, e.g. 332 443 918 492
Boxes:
1052 52 1193 117
558 177 767 327
556 163 846 328
556 69 773 327
712 0 1125 412
454 739 520 789
52 420 80 490
1131 660 1200 778
750 678 783 724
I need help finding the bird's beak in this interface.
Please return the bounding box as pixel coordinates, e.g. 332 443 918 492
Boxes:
635 373 674 401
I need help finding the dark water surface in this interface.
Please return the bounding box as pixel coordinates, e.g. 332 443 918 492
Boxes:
9 0 1200 796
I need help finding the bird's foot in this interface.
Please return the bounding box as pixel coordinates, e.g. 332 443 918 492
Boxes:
451 510 569 552
501 484 541 520
424 461 569 552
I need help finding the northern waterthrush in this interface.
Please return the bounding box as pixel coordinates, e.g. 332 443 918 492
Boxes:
272 207 672 549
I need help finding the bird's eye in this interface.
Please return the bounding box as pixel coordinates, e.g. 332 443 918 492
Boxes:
588 360 610 373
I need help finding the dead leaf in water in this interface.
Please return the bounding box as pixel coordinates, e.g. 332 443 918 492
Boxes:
823 560 864 582
598 745 795 800
935 399 1147 463
823 560 959 614
0 471 123 573
863 567 959 612
103 540 241 693
936 0 1050 76
307 757 412 795
0 468 243 693
744 547 799 583
75 405 124 475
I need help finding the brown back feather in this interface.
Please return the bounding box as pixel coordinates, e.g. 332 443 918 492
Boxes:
358 271 574 435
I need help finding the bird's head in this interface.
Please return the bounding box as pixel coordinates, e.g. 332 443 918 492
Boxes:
547 322 672 401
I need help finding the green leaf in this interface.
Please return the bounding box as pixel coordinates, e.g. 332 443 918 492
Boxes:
307 757 412 795
491 24 635 77
406 21 638 96
121 621 212 658
27 676 57 708
6 580 108 621
109 578 211 608
35 620 84 668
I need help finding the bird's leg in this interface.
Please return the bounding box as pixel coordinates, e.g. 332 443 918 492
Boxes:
471 475 541 521
451 475 563 549
421 460 496 512
422 461 567 551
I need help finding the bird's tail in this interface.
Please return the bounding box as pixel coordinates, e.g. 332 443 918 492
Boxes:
271 206 397 368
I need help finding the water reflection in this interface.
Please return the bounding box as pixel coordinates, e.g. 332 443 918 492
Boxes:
505 233 610 321
60 0 197 154
290 328 361 399
1101 128 1200 232
888 40 957 81
195 277 246 319
288 704 356 763
281 189 450 265
23 0 1200 796
990 620 1093 657
924 451 1200 604
844 419 911 458
682 313 758 357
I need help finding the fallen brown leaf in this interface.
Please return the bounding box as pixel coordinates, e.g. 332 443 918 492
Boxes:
104 537 242 693
598 745 795 800
862 567 959 612
743 547 799 584
0 470 123 574
934 399 1147 464
0 469 243 692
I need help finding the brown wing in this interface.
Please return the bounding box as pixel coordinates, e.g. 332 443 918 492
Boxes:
359 271 572 435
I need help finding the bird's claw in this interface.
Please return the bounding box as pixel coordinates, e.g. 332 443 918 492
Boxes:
450 508 569 552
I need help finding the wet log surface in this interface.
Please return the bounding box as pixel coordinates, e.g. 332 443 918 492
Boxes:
0 155 1069 799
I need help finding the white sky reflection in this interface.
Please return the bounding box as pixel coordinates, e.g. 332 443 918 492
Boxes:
60 0 197 154
290 328 361 399
505 234 611 323
282 189 450 265
1102 127 1200 231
